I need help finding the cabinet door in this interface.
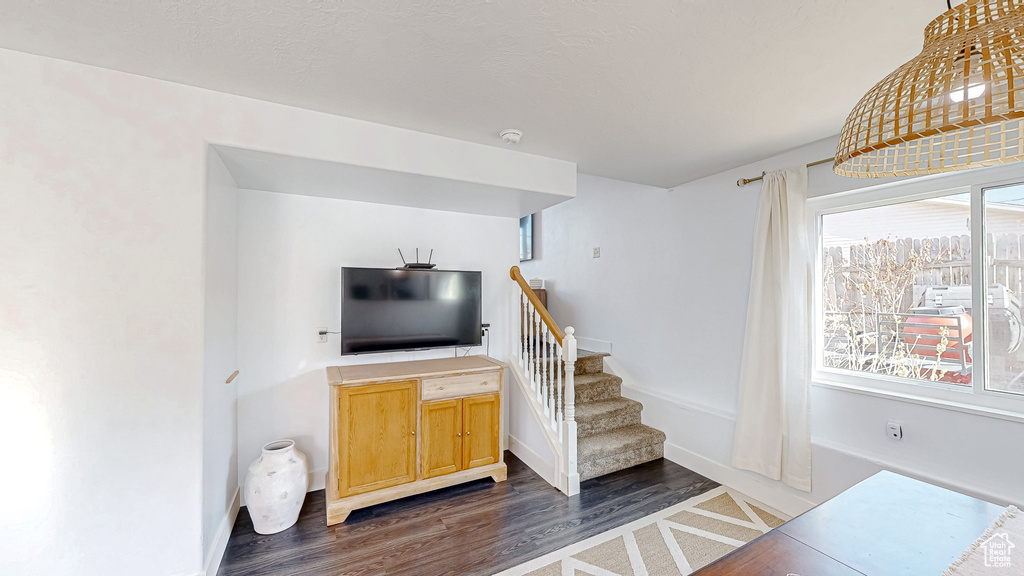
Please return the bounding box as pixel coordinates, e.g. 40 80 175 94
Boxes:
463 393 500 470
337 380 417 497
421 399 463 479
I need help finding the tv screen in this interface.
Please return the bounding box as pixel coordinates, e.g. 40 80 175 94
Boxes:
340 267 482 355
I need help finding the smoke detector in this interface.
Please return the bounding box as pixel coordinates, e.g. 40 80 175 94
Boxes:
499 129 523 144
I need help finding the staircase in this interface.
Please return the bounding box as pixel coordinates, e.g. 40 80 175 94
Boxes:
508 265 667 495
571 350 666 481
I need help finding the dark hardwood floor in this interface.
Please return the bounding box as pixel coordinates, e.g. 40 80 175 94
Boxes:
218 452 718 576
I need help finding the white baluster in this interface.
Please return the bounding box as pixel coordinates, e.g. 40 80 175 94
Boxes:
515 290 520 367
528 303 536 387
524 292 530 373
520 290 527 369
537 322 545 408
557 340 564 440
542 325 550 417
528 302 534 391
538 314 544 402
548 328 555 428
535 309 543 401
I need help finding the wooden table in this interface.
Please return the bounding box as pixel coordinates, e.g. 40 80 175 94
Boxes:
694 471 1004 575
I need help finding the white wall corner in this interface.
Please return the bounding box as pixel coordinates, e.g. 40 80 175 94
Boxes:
203 488 240 576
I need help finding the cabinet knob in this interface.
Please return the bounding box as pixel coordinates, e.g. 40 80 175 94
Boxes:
438 386 445 390
466 430 471 435
458 433 461 437
411 430 416 435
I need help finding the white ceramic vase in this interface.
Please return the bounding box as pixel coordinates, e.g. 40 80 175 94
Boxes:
244 439 308 534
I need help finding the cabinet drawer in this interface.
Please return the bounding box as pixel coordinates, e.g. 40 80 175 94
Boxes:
422 371 499 401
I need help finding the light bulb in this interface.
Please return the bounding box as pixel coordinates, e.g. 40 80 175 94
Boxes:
950 82 986 102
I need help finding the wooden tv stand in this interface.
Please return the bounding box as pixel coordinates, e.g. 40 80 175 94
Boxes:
324 356 507 525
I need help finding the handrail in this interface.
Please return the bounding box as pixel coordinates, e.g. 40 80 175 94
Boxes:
510 266 564 345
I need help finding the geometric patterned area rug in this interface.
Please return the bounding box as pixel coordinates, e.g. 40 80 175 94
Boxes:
492 487 789 576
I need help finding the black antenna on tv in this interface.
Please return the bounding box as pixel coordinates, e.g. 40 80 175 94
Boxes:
399 247 437 270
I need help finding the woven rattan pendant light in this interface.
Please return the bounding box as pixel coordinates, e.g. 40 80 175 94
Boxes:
834 0 1024 177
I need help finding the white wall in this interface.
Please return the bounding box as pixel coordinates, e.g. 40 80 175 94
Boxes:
0 46 574 576
201 150 240 575
507 358 557 478
235 190 520 492
522 138 1024 515
0 49 208 576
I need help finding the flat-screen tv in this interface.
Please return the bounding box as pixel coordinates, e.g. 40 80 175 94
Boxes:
340 267 482 355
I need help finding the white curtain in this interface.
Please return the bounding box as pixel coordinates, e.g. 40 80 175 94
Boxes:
732 167 812 492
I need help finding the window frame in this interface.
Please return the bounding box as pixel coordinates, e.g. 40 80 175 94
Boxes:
519 214 534 262
808 162 1024 419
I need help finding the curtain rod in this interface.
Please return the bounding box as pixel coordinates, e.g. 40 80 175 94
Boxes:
735 157 835 187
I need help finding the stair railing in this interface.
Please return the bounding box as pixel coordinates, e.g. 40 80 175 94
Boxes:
509 266 579 496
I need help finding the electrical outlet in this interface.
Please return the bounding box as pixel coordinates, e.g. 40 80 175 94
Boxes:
593 247 601 258
317 327 329 344
887 421 903 440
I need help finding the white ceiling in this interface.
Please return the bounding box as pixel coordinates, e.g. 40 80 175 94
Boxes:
0 0 943 187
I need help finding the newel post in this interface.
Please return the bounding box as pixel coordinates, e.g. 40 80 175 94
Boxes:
562 326 580 496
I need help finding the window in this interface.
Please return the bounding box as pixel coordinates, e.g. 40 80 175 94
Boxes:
983 184 1024 394
821 193 974 387
519 214 533 262
813 166 1024 412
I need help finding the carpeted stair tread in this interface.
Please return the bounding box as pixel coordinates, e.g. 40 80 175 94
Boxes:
578 424 667 462
536 349 608 376
575 396 642 418
579 441 665 482
573 350 609 376
575 397 644 438
538 371 620 391
569 372 622 403
531 352 604 369
573 372 622 385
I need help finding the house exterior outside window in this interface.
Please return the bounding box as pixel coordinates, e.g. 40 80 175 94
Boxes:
811 164 1024 416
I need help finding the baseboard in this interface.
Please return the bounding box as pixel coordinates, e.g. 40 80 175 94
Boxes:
508 433 557 488
576 337 612 355
203 487 240 576
662 440 815 518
